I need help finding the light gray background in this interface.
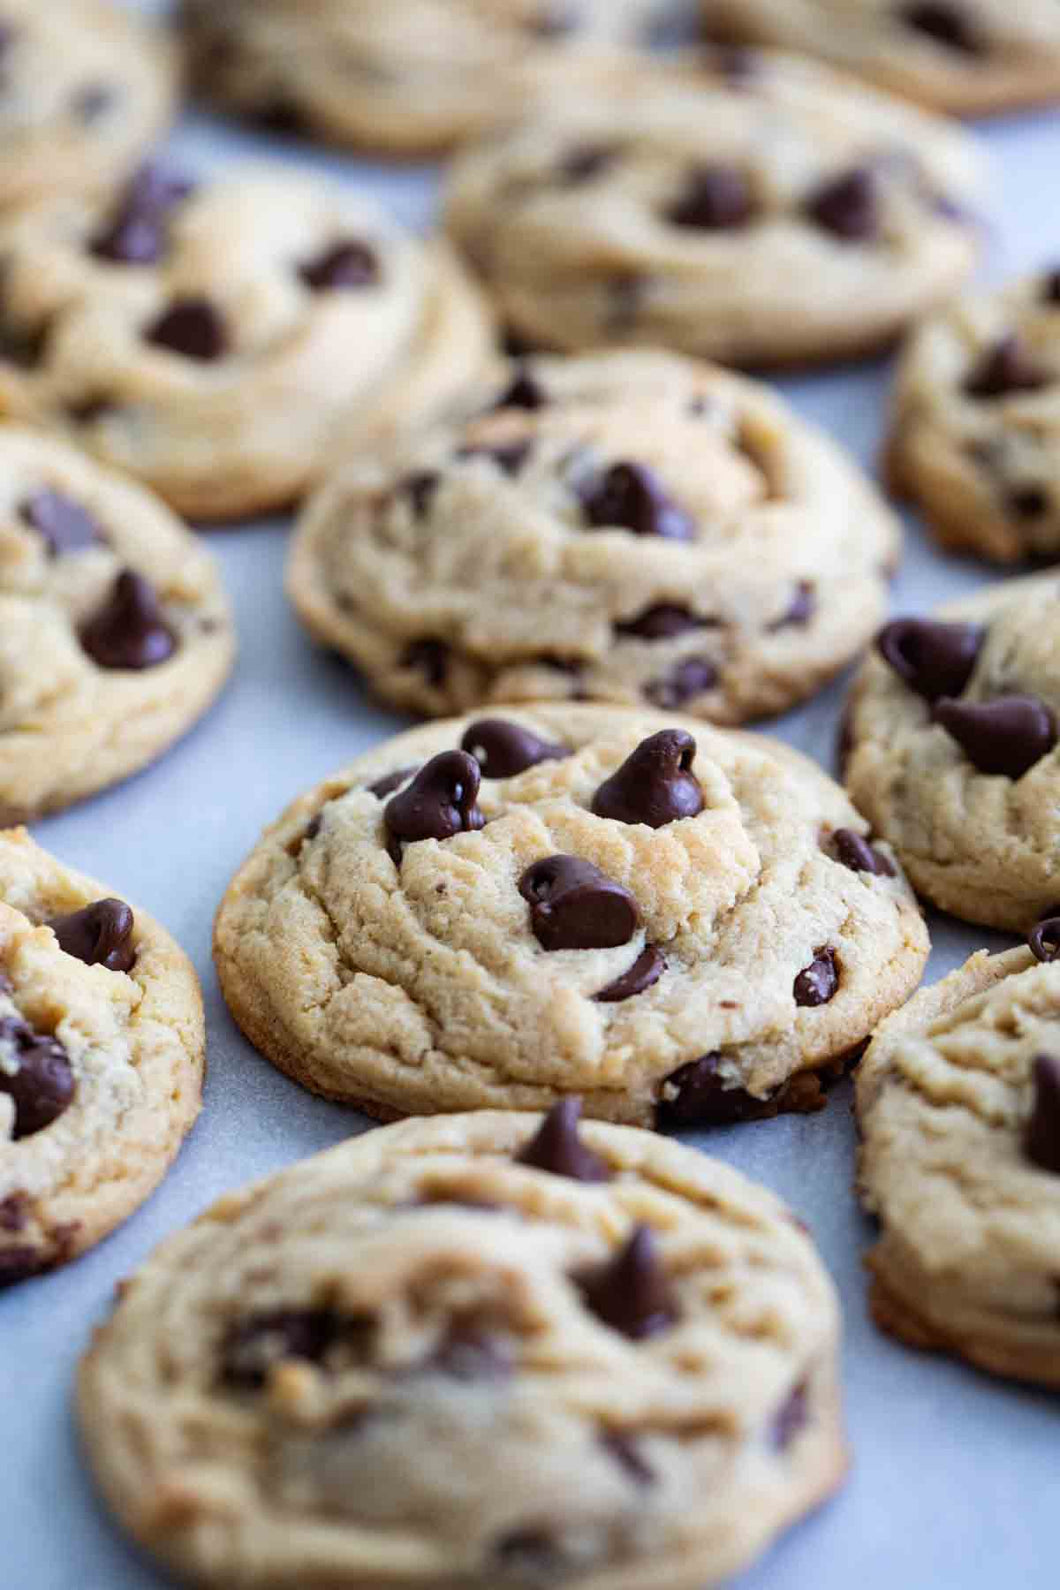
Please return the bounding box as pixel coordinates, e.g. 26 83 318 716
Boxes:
4 15 1058 1590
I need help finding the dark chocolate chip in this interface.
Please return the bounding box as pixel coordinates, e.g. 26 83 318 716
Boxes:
1025 1054 1060 1174
559 144 618 185
251 94 307 135
516 1098 612 1182
48 899 135 973
592 729 704 828
769 581 815 632
460 718 569 779
964 335 1049 400
645 657 718 709
0 1191 29 1232
425 1322 513 1383
79 570 177 671
519 856 639 952
18 490 102 557
794 947 839 1008
72 83 114 122
0 1247 49 1287
933 694 1057 778
384 751 484 858
614 604 712 640
1008 484 1050 519
601 1431 655 1486
401 638 448 687
145 296 226 361
656 1053 777 1130
804 168 878 242
831 829 895 878
0 1017 75 1139
580 461 695 540
402 471 440 518
367 765 419 800
876 618 983 702
772 1383 809 1451
458 440 532 476
221 1309 347 1389
299 240 379 291
901 3 980 53
492 368 546 411
577 1226 675 1340
0 319 48 370
1029 915 1060 964
593 945 666 1003
667 164 755 230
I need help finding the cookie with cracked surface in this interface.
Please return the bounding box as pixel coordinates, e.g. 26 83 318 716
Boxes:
857 943 1060 1388
443 49 984 367
78 1107 846 1590
0 426 233 823
289 349 901 723
887 268 1060 563
704 0 1060 118
0 163 493 520
213 705 929 1126
844 574 1060 931
0 827 205 1286
0 0 177 210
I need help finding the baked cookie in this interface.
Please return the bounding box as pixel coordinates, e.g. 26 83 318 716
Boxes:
0 163 494 520
444 49 984 367
214 705 929 1125
289 349 901 723
180 0 681 157
857 939 1060 1388
0 424 233 823
78 1108 846 1590
0 0 178 210
704 0 1060 118
844 575 1060 932
1 828 205 1286
887 268 1060 563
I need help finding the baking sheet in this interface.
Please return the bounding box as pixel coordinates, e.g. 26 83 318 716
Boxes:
5 18 1059 1589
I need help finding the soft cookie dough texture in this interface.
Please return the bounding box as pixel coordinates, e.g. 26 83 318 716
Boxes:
1 829 205 1285
444 50 985 366
78 1111 846 1590
214 705 929 1126
858 947 1060 1388
290 349 902 724
0 165 493 519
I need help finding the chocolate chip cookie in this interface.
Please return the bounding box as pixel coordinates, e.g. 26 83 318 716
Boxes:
0 425 233 822
444 49 984 366
289 350 901 723
0 163 494 519
843 574 1060 931
704 1 1060 118
858 939 1060 1387
78 1107 846 1589
887 268 1060 562
214 705 929 1126
0 827 205 1286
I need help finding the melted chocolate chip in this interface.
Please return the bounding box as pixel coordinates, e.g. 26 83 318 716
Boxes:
876 618 983 702
559 144 618 185
1009 484 1050 520
1025 1054 1060 1174
601 1431 655 1486
516 1098 612 1182
593 945 666 1003
772 1383 809 1451
1029 915 1060 964
0 1016 75 1139
667 164 755 230
0 318 48 370
460 718 569 779
145 297 226 361
79 571 176 670
645 657 717 709
519 856 639 952
804 168 878 242
19 490 101 557
367 765 419 800
401 638 448 687
426 1322 512 1383
299 241 379 290
0 1191 29 1233
794 947 839 1008
384 751 484 859
90 164 194 265
221 1309 348 1389
656 1053 777 1129
580 462 695 540
933 694 1057 778
592 729 704 828
964 336 1048 400
402 471 440 518
48 899 135 973
902 3 980 53
614 604 712 640
577 1227 675 1340
769 581 816 631
492 368 546 411
831 829 895 878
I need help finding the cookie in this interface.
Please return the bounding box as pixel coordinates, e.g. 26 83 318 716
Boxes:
0 828 205 1286
857 940 1060 1388
704 0 1060 118
443 49 984 367
887 268 1060 563
0 163 494 520
0 0 178 210
78 1107 846 1590
180 0 679 157
843 573 1060 931
0 424 233 823
213 704 929 1126
288 349 901 723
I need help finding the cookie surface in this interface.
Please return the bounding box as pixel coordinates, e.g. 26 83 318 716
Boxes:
0 828 205 1285
214 705 928 1125
857 944 1060 1387
0 163 493 519
843 574 1060 931
78 1108 846 1590
705 0 1060 117
887 268 1060 562
444 49 984 366
289 349 901 723
0 0 177 209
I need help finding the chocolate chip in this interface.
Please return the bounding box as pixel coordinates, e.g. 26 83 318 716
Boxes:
580 462 695 540
601 1432 655 1486
830 829 895 878
49 899 135 973
251 94 307 135
0 1191 29 1232
794 947 839 1008
964 336 1048 400
614 604 712 640
367 765 419 800
402 471 440 518
559 144 618 185
72 83 113 122
516 1098 612 1182
645 657 717 709
769 581 816 632
593 945 666 1003
592 729 704 828
1042 268 1060 306
18 490 101 557
0 1016 75 1139
0 1247 49 1287
804 168 878 242
0 319 48 370
90 164 193 265
1029 915 1060 964
901 3 980 52
492 368 546 411
299 241 379 290
385 751 484 860
933 694 1057 778
656 1054 777 1130
401 638 448 687
519 856 639 952
876 618 983 702
458 440 532 477
667 164 755 230
460 719 569 779
1025 1055 1060 1174
577 1226 675 1340
145 296 226 361
79 570 177 671
221 1309 347 1389
425 1322 512 1383
772 1383 809 1451
1009 484 1050 519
